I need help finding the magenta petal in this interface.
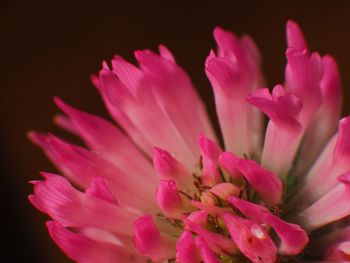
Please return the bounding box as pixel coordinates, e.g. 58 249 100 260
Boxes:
176 231 201 263
286 20 308 51
153 147 194 192
184 218 236 254
134 215 175 261
156 180 191 219
47 221 144 263
228 197 308 255
195 237 221 263
85 176 118 205
222 213 277 263
233 158 282 206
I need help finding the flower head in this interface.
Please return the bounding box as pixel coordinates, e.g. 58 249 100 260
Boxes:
29 20 350 262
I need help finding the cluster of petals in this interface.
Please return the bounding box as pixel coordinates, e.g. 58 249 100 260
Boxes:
29 20 350 262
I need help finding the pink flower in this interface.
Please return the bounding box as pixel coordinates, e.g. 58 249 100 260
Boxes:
28 20 349 262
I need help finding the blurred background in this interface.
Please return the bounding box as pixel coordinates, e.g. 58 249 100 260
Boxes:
1 0 350 261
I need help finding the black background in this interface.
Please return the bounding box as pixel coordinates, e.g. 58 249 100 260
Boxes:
2 0 350 262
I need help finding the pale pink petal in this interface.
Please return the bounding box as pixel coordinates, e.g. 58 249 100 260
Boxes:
47 221 144 263
247 85 302 176
190 200 232 216
299 172 350 232
96 68 153 155
29 173 141 236
222 213 277 263
54 98 156 185
135 49 217 157
285 49 323 127
206 27 263 156
209 183 240 200
195 237 221 263
295 116 350 204
134 215 176 261
296 55 342 173
28 133 157 210
98 67 197 166
176 231 201 263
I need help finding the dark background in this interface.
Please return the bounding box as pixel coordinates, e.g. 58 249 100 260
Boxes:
2 0 350 262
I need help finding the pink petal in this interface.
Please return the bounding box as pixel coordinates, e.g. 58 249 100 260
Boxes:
28 132 157 211
135 49 217 159
54 98 156 185
285 49 323 127
218 152 243 183
295 116 350 204
296 55 342 173
98 66 196 167
29 173 141 236
85 176 118 205
206 27 263 156
222 213 277 263
324 241 350 261
47 221 144 263
299 172 350 232
134 215 175 261
176 231 201 263
158 44 176 63
286 20 308 51
195 237 221 263
153 147 195 192
156 180 191 219
53 114 78 135
184 218 236 254
224 155 282 206
228 197 308 255
247 85 303 176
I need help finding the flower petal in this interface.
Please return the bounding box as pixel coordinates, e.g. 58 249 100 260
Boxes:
176 231 201 263
29 173 141 236
134 215 175 261
46 221 144 263
222 213 277 263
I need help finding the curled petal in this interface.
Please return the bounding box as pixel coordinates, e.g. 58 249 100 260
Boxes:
247 85 302 176
85 176 118 205
222 213 277 263
224 155 283 206
228 197 308 255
